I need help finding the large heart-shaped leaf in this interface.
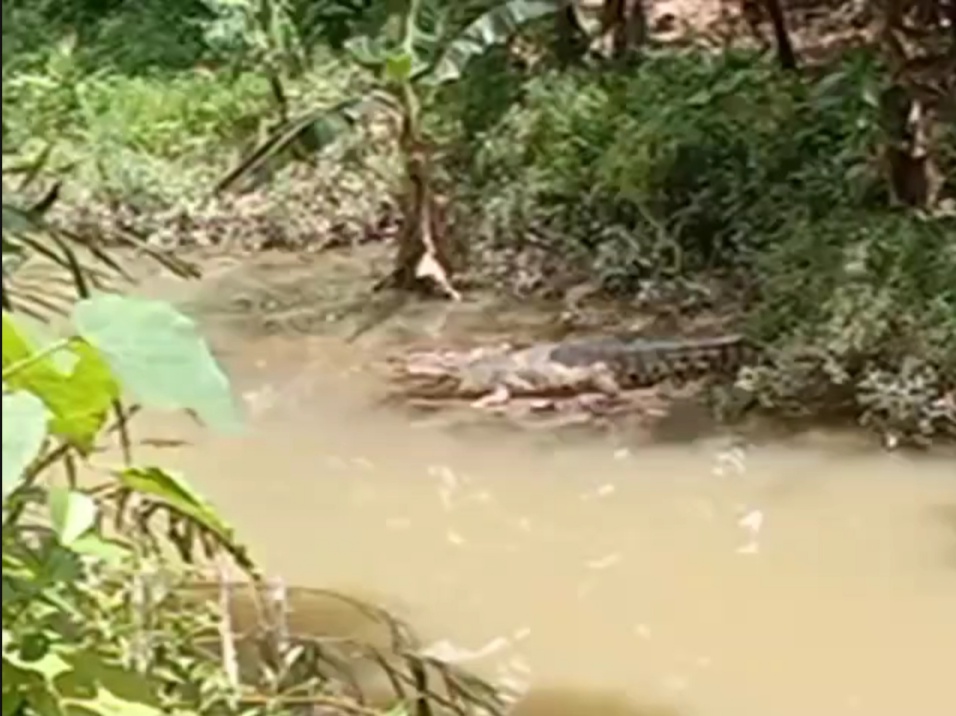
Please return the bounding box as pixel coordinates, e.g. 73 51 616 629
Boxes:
71 294 241 433
2 390 49 502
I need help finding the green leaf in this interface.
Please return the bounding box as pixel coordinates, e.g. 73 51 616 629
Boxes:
37 543 85 586
2 391 49 501
344 35 389 69
17 632 53 662
424 0 560 87
68 534 130 565
214 95 386 195
71 295 241 433
7 644 164 716
2 204 36 233
62 690 164 716
51 342 118 444
2 653 63 716
2 313 76 374
385 51 414 83
1 690 26 716
118 467 233 544
3 642 71 679
47 488 97 547
2 313 117 449
2 312 67 375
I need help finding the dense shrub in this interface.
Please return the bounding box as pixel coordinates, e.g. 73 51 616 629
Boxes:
458 49 889 280
452 48 955 438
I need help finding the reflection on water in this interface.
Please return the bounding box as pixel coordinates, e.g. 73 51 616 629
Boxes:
118 332 956 716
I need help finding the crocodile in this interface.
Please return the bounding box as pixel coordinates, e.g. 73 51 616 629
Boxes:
396 333 759 400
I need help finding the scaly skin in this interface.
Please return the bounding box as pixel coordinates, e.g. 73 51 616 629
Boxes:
397 334 757 399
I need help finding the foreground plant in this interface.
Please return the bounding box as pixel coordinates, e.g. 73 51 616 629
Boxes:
1 292 254 715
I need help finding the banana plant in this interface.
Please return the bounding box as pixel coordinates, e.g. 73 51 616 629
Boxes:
216 0 563 297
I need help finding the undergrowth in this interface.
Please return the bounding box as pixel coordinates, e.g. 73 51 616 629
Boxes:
452 48 955 442
2 0 379 210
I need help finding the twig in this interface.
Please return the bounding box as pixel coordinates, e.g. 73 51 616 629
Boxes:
1 337 74 380
217 558 240 689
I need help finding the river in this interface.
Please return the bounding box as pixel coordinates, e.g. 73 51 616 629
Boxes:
129 251 956 716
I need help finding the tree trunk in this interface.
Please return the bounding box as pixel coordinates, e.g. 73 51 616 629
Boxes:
877 0 949 209
385 102 459 299
554 1 590 66
739 0 798 70
598 0 648 61
388 144 457 296
760 0 798 70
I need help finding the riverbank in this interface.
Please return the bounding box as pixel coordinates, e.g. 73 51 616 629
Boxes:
129 244 953 448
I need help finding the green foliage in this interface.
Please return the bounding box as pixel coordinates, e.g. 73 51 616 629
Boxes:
2 295 248 716
2 0 214 76
4 66 275 203
3 0 559 207
2 0 367 205
462 50 886 277
73 295 241 432
3 314 118 450
2 132 251 714
456 48 955 438
1 391 48 499
218 0 562 192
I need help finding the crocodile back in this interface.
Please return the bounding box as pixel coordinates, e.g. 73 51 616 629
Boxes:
550 334 756 388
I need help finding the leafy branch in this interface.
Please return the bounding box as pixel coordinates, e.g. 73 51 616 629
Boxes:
217 0 563 297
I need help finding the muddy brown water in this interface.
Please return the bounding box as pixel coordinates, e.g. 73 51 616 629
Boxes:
122 252 955 716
